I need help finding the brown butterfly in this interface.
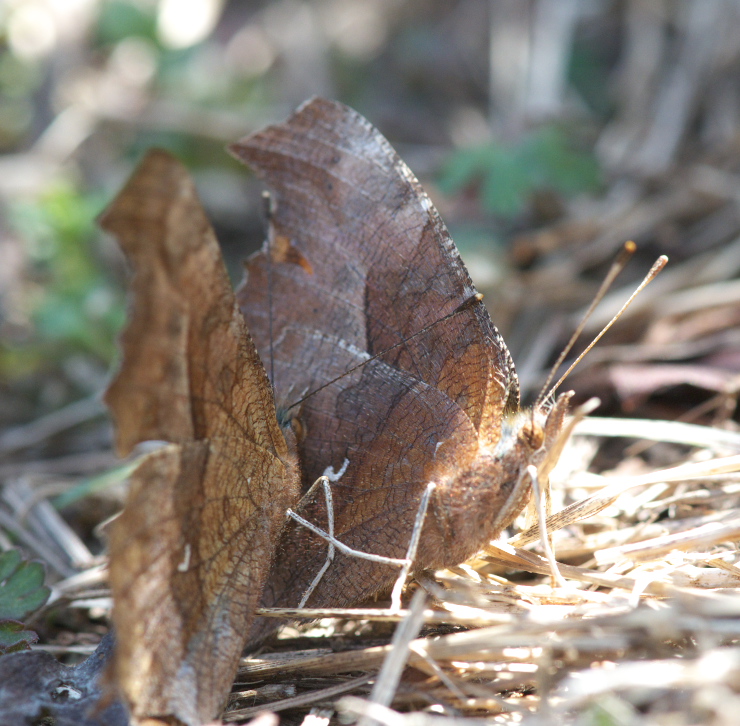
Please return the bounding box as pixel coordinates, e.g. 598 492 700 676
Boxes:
230 98 572 639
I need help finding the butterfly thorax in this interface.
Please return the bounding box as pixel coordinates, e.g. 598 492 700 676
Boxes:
425 392 573 571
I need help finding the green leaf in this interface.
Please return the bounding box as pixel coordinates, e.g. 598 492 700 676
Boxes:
0 619 39 655
528 127 600 194
4 182 125 376
95 0 158 46
480 148 532 217
0 550 21 583
438 146 488 194
438 125 601 219
0 550 50 622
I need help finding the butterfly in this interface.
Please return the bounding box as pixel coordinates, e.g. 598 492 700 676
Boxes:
230 97 572 637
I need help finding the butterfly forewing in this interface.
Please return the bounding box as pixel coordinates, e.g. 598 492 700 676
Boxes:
231 98 519 448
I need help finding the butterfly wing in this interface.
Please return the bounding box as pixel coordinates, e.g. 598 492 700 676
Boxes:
232 98 519 452
231 99 519 616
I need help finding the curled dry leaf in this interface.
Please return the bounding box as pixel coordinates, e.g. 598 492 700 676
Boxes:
101 150 300 726
0 634 128 726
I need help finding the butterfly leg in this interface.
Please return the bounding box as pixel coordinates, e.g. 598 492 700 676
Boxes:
388 482 436 612
287 481 438 611
295 476 335 607
297 458 351 604
525 465 566 588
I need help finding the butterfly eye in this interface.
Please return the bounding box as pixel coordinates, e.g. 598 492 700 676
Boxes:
519 421 545 450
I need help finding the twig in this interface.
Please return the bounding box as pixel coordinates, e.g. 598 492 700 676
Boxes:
358 590 428 726
0 395 106 456
223 674 374 721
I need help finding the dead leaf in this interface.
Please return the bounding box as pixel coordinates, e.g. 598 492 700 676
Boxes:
100 150 300 726
0 634 127 726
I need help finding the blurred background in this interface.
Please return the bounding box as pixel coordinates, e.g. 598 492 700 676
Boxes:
1 0 740 541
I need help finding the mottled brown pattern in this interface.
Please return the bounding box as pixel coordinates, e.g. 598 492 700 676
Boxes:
230 99 570 638
101 151 300 726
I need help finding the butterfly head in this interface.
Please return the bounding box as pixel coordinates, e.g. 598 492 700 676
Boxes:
523 390 574 472
427 391 573 570
493 389 573 515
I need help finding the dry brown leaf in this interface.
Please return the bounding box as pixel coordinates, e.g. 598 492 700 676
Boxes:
100 150 300 726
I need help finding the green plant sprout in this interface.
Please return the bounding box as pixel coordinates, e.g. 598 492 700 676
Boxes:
0 549 50 656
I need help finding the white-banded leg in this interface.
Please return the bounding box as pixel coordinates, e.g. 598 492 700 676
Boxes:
527 464 565 588
287 481 437 612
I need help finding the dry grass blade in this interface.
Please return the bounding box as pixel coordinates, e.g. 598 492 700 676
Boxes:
510 454 740 547
338 697 496 726
239 646 393 680
256 606 513 628
223 674 374 721
596 518 740 564
484 542 682 597
0 396 106 456
361 589 428 723
575 417 740 451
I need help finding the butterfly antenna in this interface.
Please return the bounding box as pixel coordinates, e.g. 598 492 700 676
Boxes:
263 190 276 389
534 241 637 409
286 293 484 412
541 250 668 406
